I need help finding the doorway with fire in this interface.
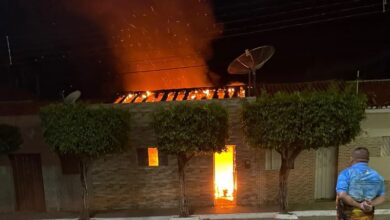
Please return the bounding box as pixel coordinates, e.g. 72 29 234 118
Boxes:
214 145 236 207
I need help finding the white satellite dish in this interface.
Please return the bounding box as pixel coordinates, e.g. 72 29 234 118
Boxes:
64 90 81 104
228 45 275 96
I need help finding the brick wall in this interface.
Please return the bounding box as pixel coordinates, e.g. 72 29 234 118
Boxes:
225 100 261 206
1 100 386 212
90 100 262 209
90 99 318 209
338 137 383 172
80 102 388 210
91 102 217 210
258 150 316 205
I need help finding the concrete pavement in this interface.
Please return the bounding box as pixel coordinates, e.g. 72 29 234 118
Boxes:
1 201 390 220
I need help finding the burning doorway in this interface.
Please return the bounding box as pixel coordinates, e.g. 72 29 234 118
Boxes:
214 145 236 206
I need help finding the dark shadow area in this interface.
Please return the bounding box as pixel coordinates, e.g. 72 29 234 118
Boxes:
0 0 121 101
209 0 390 86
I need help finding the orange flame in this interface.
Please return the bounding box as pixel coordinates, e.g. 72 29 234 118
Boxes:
214 145 235 202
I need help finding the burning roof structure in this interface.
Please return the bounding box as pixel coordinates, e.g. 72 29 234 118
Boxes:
114 80 390 108
114 86 246 104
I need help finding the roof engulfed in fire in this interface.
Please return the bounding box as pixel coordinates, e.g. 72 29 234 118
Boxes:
114 86 246 103
114 80 390 108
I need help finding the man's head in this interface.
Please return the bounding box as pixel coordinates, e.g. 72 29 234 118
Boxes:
351 147 370 163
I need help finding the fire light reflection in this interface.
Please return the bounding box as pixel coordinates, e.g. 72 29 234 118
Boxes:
214 145 236 203
148 147 159 167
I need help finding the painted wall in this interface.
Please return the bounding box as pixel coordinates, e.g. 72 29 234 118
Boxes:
369 156 390 181
0 115 81 212
361 109 390 137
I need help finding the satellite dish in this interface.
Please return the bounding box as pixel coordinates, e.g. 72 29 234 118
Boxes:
228 45 275 96
64 90 81 104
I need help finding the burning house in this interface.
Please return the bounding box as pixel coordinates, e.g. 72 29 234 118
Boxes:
0 0 389 214
1 81 389 213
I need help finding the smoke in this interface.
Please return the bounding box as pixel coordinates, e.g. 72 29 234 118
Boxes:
64 0 222 91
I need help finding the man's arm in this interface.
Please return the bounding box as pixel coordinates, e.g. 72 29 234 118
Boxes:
371 179 386 207
336 170 362 208
370 195 385 207
337 192 362 209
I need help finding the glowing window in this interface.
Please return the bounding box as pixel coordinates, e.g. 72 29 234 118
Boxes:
136 148 168 167
148 148 159 166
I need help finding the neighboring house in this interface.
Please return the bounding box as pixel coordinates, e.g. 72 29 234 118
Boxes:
0 81 389 212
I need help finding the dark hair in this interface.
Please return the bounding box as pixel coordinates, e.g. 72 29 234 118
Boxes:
352 147 370 162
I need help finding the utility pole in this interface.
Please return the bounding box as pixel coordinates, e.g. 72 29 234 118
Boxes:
356 70 360 94
5 35 19 88
6 35 12 65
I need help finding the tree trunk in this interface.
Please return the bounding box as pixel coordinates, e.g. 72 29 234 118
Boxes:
278 157 291 214
177 153 189 217
80 158 90 220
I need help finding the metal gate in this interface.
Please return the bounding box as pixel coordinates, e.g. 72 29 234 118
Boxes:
9 154 46 211
314 147 337 199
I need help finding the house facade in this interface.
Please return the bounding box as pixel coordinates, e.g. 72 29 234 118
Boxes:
0 97 389 213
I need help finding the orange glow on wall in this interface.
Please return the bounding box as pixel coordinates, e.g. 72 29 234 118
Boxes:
148 148 159 167
214 145 236 204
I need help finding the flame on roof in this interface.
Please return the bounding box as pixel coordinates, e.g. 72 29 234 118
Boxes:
114 86 246 103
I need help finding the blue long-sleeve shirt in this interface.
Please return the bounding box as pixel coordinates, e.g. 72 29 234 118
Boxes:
336 162 385 201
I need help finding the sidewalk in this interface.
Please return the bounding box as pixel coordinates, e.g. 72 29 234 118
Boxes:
1 201 390 220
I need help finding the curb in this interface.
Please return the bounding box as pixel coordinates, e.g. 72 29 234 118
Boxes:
36 209 390 220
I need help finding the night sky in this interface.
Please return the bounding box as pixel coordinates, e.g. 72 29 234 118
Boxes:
1 0 389 100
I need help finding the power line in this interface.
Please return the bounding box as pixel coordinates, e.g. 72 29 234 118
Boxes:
4 0 382 40
7 8 384 57
216 2 384 33
1 1 387 68
216 0 370 25
120 64 207 75
4 11 385 66
217 8 384 39
2 9 384 69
